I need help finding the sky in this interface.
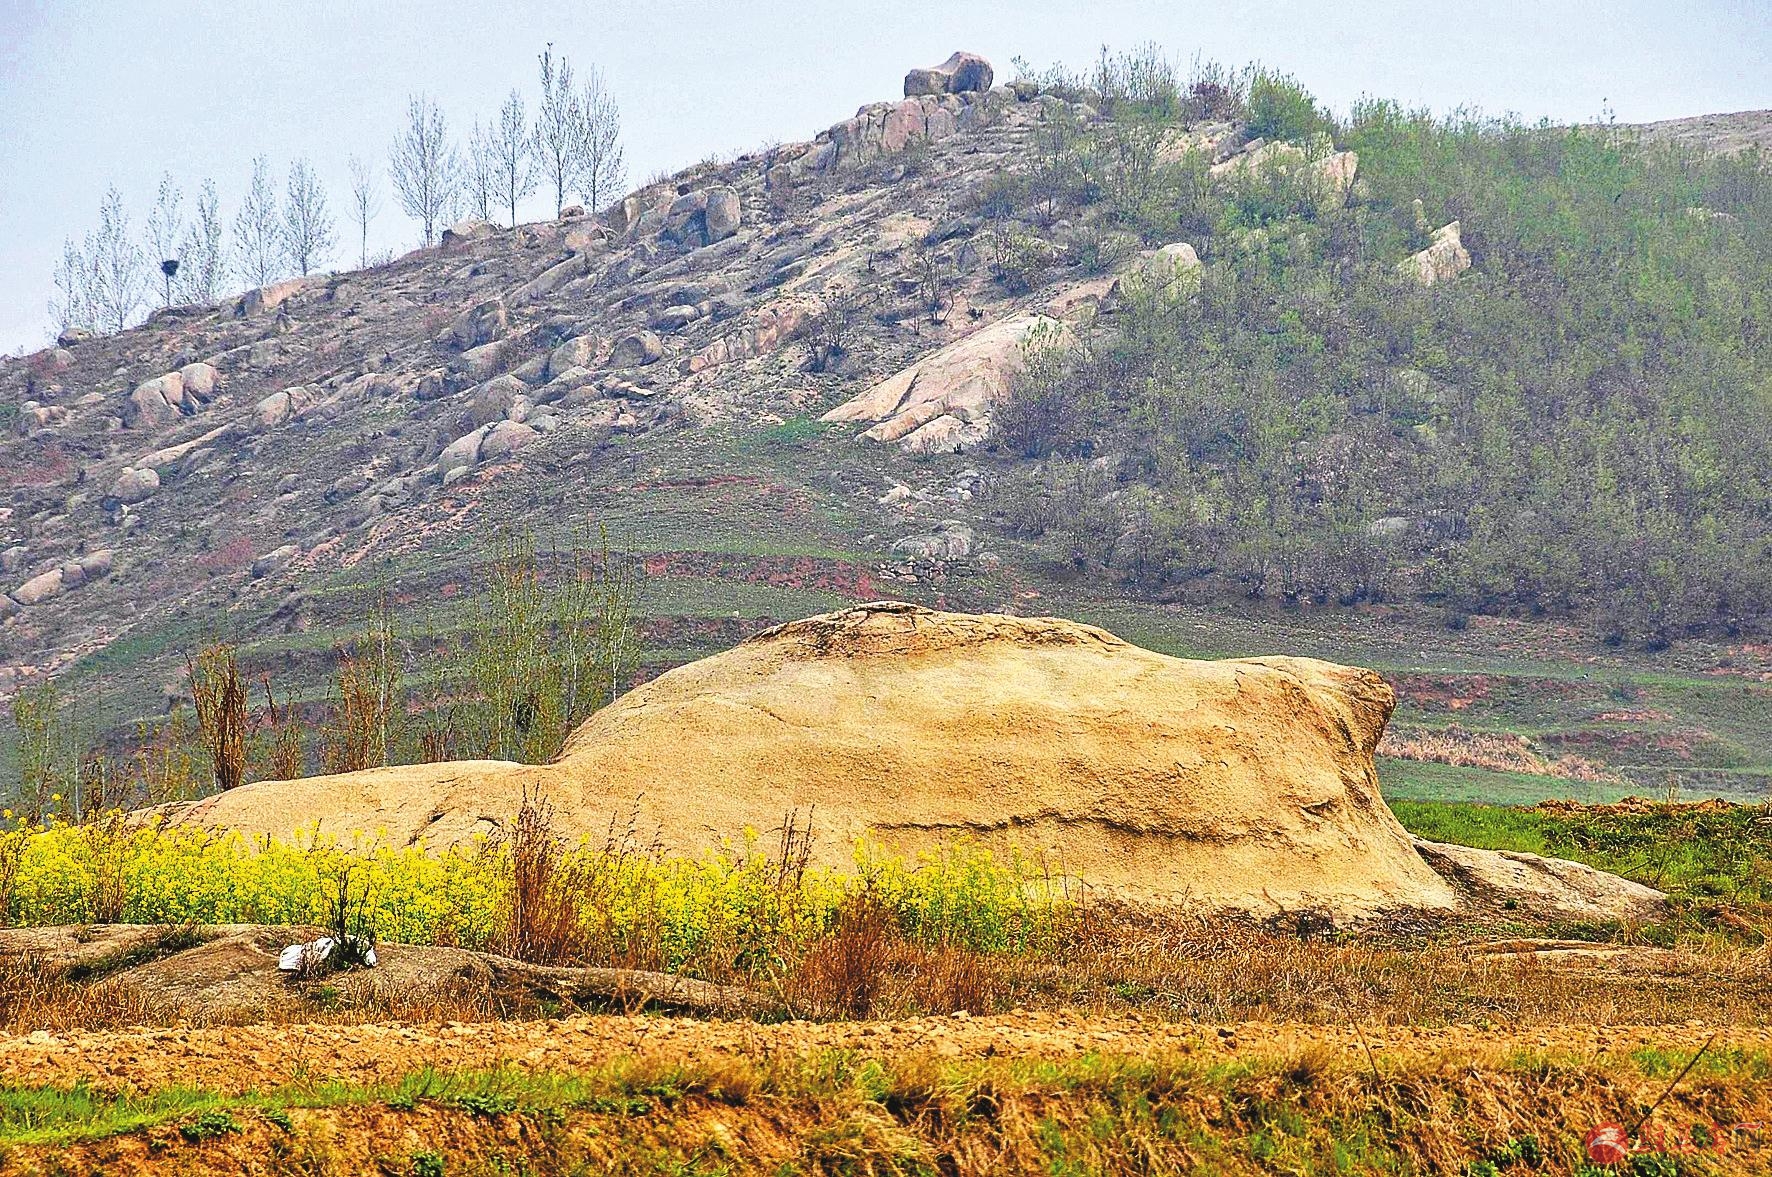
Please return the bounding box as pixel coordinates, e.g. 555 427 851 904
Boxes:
1 0 1769 353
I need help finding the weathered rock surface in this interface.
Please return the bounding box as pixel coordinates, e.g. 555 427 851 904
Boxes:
1412 838 1665 923
440 219 496 247
683 299 813 374
1120 242 1202 301
254 385 320 428
904 52 994 97
822 314 1069 452
178 362 221 403
237 277 308 317
251 544 300 578
450 297 509 349
125 373 185 428
160 603 1468 918
546 335 600 379
891 520 975 560
478 420 539 461
106 466 161 506
1210 141 1358 207
437 426 491 478
11 568 64 606
1400 221 1472 286
609 330 663 368
663 186 742 248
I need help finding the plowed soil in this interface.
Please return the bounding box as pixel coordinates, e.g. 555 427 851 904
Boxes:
1 1010 1757 1096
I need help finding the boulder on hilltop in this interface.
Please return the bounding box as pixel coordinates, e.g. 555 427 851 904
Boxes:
905 52 994 97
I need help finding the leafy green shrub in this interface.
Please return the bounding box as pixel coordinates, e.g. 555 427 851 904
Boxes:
1060 223 1133 275
984 101 1772 636
1244 69 1333 144
987 226 1058 294
417 529 638 765
1092 43 1180 121
178 1109 240 1142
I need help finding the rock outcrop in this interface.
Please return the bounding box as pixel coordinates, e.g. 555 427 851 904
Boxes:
1412 839 1664 923
1400 221 1472 286
822 314 1068 452
236 277 309 318
9 551 112 607
1119 242 1202 301
160 604 1456 917
904 52 994 97
1209 141 1358 207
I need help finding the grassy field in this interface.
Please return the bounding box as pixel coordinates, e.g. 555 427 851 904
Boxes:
6 1045 1772 1174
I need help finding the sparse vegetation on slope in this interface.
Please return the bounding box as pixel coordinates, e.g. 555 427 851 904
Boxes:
992 62 1772 644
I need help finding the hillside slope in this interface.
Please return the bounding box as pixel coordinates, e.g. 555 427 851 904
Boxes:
3 58 1771 804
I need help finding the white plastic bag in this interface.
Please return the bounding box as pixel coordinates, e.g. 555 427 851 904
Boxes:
277 935 377 971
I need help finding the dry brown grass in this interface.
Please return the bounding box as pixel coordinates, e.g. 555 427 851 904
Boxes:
781 894 998 1019
1380 725 1619 783
259 676 305 782
0 956 176 1033
996 902 1772 1027
10 1039 1772 1176
0 954 509 1033
186 643 248 791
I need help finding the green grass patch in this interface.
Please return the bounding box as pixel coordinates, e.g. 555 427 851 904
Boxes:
1392 798 1772 903
1378 756 1632 806
0 1084 229 1146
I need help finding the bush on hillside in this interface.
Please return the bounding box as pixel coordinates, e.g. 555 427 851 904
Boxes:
992 110 1772 641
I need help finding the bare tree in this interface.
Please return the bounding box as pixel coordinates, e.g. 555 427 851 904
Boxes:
575 65 626 214
389 94 460 246
89 186 146 332
347 155 382 268
491 89 536 226
177 179 228 303
281 158 337 276
533 44 580 215
145 173 183 306
233 156 286 288
464 119 499 223
49 238 98 334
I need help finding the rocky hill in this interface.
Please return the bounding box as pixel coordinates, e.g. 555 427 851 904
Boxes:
4 57 1771 802
0 60 1089 686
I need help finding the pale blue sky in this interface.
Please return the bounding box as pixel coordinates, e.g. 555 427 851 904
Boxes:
2 0 1768 352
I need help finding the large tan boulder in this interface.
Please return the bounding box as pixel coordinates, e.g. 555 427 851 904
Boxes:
106 467 160 506
177 362 221 405
237 277 308 317
904 52 994 97
449 298 509 350
1400 221 1472 286
159 603 1464 918
1412 838 1663 924
124 373 184 428
822 314 1069 452
1116 242 1202 302
478 420 538 461
254 385 320 428
10 568 64 606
